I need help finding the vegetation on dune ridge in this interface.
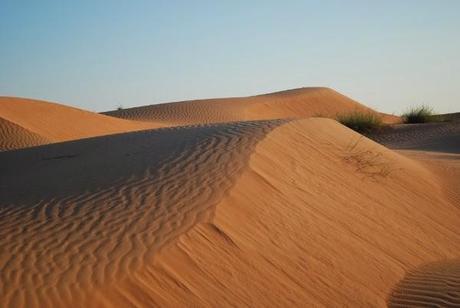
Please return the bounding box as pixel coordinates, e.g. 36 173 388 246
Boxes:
401 105 435 124
336 111 383 134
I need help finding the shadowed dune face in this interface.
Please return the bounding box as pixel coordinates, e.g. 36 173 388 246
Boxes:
0 120 285 307
388 259 460 307
104 87 398 126
0 97 160 151
371 121 460 154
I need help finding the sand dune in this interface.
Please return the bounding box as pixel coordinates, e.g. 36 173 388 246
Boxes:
104 87 399 126
98 119 459 307
0 97 160 151
372 120 460 154
0 120 284 307
388 259 460 307
1 117 459 307
0 117 50 151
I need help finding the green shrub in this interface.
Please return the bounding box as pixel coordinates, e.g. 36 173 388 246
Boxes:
402 105 434 123
337 111 383 133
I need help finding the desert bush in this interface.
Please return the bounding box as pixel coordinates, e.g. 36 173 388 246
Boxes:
402 105 434 123
337 111 383 133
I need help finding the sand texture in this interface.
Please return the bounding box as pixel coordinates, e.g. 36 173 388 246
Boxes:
371 120 460 154
0 89 459 307
388 259 460 307
104 87 399 126
0 97 160 151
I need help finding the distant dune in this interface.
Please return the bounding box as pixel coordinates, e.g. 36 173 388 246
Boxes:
104 87 399 126
0 97 160 151
1 88 398 151
371 120 460 154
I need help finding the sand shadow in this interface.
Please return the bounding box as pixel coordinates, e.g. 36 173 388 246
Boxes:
388 259 460 307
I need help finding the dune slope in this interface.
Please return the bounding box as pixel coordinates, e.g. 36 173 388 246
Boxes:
372 121 460 154
1 118 458 307
0 120 284 307
388 259 460 307
104 87 398 126
0 97 160 151
100 119 459 307
0 117 51 151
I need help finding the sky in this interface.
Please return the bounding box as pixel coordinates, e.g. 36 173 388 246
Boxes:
1 0 459 114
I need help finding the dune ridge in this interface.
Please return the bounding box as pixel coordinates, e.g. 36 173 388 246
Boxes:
0 117 51 151
92 119 459 307
2 118 458 307
104 87 398 126
0 120 285 307
0 96 161 151
1 88 458 307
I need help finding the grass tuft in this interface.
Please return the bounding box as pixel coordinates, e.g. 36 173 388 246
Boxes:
401 105 435 123
337 111 383 134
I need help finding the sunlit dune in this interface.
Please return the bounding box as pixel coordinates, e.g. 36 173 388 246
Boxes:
104 87 399 126
0 117 51 151
0 97 161 151
0 89 459 307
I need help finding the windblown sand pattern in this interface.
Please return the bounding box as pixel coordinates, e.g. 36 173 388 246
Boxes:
0 118 50 151
0 120 284 307
104 87 395 126
0 96 160 150
371 121 460 154
80 119 460 307
1 90 459 307
388 260 460 307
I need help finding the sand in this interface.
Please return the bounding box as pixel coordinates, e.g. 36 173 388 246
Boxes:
0 89 459 307
371 120 460 154
0 117 51 151
0 97 160 151
388 259 460 307
104 87 399 126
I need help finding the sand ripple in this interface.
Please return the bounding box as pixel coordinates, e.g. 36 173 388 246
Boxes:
0 120 285 307
388 260 460 307
0 118 50 151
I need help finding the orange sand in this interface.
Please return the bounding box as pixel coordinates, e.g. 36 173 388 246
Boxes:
104 87 399 126
0 97 160 151
0 89 458 307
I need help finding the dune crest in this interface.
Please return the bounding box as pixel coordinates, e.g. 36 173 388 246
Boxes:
0 120 285 307
1 118 454 307
0 117 51 151
107 119 457 307
0 97 161 151
1 91 458 307
104 87 399 126
103 119 458 307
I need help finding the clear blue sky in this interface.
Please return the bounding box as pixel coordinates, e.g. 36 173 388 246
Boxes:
1 1 459 113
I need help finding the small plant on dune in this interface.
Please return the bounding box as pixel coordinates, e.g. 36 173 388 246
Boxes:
401 105 435 123
117 105 124 111
337 111 383 134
